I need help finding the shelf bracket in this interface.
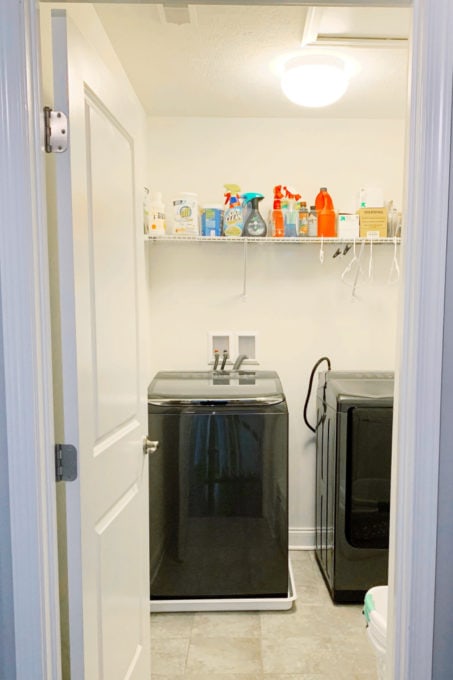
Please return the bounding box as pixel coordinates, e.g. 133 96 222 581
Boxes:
242 238 248 300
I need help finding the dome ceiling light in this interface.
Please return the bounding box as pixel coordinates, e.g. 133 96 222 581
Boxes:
280 54 350 108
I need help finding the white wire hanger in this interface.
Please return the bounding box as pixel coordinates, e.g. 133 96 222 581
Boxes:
340 239 366 299
368 238 374 280
388 236 400 284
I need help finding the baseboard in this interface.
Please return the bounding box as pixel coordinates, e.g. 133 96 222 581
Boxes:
289 527 315 550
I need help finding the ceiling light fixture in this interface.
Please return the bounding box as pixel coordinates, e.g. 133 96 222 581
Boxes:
281 54 350 108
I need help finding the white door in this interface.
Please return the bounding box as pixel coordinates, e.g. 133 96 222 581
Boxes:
50 10 150 680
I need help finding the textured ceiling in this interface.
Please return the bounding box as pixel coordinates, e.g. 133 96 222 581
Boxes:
94 4 411 118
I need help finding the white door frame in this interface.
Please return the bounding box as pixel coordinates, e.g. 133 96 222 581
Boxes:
0 1 61 678
1 0 450 678
388 1 453 677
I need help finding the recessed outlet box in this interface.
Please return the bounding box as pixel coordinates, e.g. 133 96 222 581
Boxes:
207 331 258 365
237 332 257 362
208 331 232 365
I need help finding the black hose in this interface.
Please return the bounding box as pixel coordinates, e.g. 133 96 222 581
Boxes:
303 356 332 433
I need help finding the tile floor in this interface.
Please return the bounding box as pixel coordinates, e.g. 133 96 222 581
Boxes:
150 550 378 679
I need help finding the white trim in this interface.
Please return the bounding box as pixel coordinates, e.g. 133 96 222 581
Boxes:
50 14 85 678
301 7 322 47
388 1 453 679
0 1 61 679
289 527 316 550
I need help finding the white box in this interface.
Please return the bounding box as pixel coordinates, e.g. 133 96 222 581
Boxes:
337 213 360 238
357 187 384 209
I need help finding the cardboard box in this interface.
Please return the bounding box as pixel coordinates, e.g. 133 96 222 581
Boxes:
358 208 388 238
337 213 360 239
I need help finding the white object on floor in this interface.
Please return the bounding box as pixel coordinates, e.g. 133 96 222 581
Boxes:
364 585 388 680
150 558 297 613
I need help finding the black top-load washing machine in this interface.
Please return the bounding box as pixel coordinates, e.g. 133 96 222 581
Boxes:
147 370 288 602
315 371 394 603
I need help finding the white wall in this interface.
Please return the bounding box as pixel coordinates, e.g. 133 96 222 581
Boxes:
146 116 403 545
147 116 406 219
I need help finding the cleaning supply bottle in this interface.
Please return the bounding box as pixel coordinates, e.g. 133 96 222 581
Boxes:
149 191 166 235
315 187 336 237
308 206 318 236
242 192 267 237
271 185 285 237
223 184 243 236
283 186 300 237
298 201 309 237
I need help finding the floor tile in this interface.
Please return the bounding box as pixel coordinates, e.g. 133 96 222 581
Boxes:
261 636 334 675
186 636 262 675
150 637 189 675
293 582 332 607
184 674 262 680
291 560 323 587
151 612 194 638
261 601 366 640
289 550 314 563
192 612 261 638
149 550 378 679
325 646 377 680
262 675 325 679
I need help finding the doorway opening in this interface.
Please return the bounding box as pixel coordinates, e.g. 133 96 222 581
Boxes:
39 1 412 678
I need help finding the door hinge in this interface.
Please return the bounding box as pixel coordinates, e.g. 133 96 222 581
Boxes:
44 106 68 153
55 444 78 482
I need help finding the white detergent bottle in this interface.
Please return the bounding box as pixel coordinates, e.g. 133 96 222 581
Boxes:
149 192 166 235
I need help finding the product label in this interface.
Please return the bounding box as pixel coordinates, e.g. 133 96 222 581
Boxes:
201 208 223 237
173 197 198 234
223 207 243 236
298 215 308 236
149 208 165 234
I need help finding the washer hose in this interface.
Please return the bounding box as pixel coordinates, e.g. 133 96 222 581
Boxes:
303 356 332 433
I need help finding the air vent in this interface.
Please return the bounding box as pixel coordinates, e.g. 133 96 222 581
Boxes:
158 3 197 26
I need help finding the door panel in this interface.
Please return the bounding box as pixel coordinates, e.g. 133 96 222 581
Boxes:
98 489 144 680
86 94 138 438
51 10 149 679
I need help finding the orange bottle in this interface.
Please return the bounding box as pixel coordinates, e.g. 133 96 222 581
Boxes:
315 187 336 237
272 185 285 237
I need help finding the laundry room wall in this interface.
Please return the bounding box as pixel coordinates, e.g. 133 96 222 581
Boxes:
145 115 404 546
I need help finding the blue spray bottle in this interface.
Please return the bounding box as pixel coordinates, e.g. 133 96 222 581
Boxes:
241 192 267 237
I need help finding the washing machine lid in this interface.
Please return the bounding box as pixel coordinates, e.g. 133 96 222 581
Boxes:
148 370 285 405
319 371 394 405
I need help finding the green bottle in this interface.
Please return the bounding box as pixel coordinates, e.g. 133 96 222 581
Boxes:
242 193 267 237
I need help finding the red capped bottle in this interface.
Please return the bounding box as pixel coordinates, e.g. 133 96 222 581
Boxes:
315 187 336 237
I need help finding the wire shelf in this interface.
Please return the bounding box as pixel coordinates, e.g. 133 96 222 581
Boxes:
145 235 401 245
